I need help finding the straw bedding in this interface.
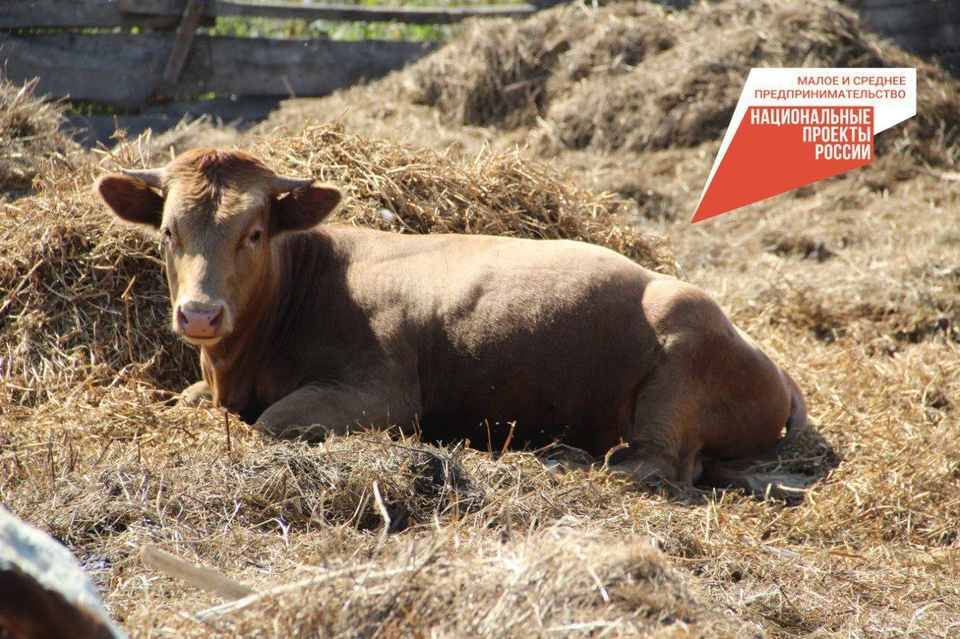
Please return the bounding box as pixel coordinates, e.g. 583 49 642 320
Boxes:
299 0 958 168
0 76 80 199
0 123 671 409
4 0 960 635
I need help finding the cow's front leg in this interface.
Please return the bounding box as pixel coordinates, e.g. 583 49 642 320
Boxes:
256 383 420 442
179 380 212 407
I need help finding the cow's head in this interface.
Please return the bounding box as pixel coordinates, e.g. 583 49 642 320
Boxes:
95 149 341 346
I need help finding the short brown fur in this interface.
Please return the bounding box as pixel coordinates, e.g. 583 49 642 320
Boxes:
95 149 807 490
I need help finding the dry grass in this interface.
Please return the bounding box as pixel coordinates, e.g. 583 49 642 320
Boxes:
653 168 960 637
270 0 958 170
398 2 676 130
0 124 669 409
2 395 750 636
249 125 672 272
539 0 959 164
0 76 80 199
4 0 960 635
399 2 675 130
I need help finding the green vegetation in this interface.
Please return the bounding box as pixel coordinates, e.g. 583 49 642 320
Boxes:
204 15 457 41
203 0 522 41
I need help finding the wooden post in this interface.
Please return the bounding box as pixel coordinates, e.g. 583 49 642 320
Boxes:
156 0 204 100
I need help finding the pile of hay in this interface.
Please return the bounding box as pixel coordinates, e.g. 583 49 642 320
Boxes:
0 124 670 408
0 76 80 198
261 0 960 219
3 393 748 636
251 125 670 269
0 147 194 408
5 2 960 635
400 2 675 129
396 0 959 165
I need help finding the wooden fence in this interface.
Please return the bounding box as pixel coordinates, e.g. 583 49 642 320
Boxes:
0 0 536 108
0 0 957 111
850 0 960 75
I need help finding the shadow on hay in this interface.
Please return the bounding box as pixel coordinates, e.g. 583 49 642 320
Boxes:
527 423 839 508
236 434 488 535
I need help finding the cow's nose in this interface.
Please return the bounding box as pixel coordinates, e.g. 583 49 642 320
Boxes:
176 301 226 338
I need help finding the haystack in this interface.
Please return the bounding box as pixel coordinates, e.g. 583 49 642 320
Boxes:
0 124 670 407
0 76 80 198
401 2 675 129
543 0 959 164
396 0 960 166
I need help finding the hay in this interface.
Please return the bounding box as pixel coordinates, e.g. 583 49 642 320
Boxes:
2 395 750 636
0 75 80 199
262 91 500 157
541 0 960 164
0 123 670 409
209 529 726 637
4 2 960 635
400 2 675 129
250 124 671 271
0 146 195 408
389 0 960 167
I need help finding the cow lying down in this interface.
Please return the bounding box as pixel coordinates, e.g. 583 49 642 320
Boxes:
95 149 807 493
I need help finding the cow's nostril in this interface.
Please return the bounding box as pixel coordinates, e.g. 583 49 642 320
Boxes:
209 307 224 329
176 302 228 337
176 307 189 331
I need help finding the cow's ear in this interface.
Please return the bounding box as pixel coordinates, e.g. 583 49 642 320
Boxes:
95 174 164 231
271 183 341 234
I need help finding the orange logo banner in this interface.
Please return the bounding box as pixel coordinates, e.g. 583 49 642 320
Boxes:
693 69 916 223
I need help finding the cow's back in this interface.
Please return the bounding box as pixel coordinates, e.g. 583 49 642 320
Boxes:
322 227 667 452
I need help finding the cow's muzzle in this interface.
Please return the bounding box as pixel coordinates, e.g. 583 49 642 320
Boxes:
175 300 230 343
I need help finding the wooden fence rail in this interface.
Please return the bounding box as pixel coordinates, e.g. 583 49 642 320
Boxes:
0 0 536 30
3 0 527 108
119 0 536 25
0 0 957 112
0 32 434 107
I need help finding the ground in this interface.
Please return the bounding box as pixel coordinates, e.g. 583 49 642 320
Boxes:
1 0 959 636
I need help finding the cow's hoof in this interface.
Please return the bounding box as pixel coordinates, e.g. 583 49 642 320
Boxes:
179 382 212 408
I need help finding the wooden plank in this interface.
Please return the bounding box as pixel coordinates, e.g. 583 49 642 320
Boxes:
159 0 205 94
935 52 960 77
0 0 184 30
847 0 941 9
119 0 536 25
0 32 437 108
141 546 255 601
859 1 960 36
885 24 960 53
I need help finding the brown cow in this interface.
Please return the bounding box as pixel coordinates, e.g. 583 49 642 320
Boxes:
94 149 807 492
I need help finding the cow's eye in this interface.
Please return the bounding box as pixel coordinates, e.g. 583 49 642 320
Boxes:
247 229 263 246
160 227 174 245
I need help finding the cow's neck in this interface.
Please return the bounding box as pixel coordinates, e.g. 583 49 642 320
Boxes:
196 231 337 416
199 248 284 413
